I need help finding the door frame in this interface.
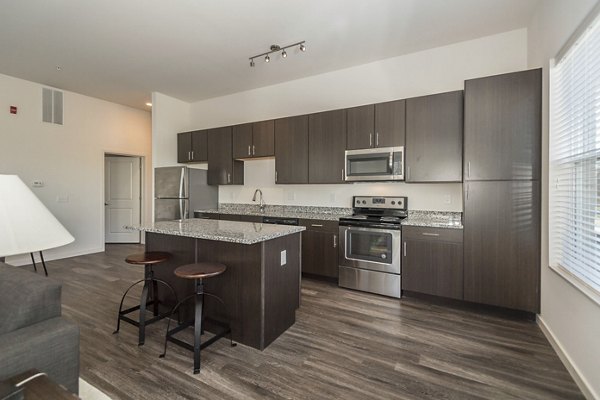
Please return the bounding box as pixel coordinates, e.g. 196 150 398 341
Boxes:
103 152 145 244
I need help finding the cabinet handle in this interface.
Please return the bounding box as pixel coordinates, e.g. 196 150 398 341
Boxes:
311 224 323 227
369 133 373 147
341 169 345 181
376 132 379 147
421 232 440 237
467 161 471 178
191 150 194 160
188 151 191 161
253 145 256 155
333 235 337 248
248 145 251 156
407 166 411 180
466 184 469 200
403 241 406 257
275 171 278 182
227 173 231 183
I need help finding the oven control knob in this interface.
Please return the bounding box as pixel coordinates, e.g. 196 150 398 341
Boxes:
391 201 396 205
356 200 360 205
362 200 367 204
381 254 387 259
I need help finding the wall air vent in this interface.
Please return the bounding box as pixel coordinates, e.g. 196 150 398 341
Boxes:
42 88 63 125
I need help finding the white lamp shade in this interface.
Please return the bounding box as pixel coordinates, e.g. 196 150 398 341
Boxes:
0 175 74 257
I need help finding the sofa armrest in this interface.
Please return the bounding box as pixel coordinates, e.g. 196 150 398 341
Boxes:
0 264 61 335
0 317 80 394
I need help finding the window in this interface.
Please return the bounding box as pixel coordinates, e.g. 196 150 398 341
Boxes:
550 10 600 295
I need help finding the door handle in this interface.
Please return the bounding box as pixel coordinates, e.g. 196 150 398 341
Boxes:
104 202 109 206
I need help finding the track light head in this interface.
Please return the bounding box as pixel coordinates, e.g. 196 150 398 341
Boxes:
282 50 287 58
250 59 255 67
265 55 270 63
299 43 306 52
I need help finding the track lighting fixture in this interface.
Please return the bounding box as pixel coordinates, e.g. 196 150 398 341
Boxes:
248 41 306 67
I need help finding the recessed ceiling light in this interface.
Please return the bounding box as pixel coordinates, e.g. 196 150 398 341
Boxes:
56 66 62 71
145 102 152 107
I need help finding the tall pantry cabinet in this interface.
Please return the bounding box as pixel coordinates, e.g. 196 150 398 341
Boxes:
463 69 542 313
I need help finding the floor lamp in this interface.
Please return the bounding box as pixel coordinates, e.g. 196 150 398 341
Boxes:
0 175 74 275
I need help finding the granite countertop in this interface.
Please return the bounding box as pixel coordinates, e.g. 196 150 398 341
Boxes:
401 211 463 229
195 204 352 221
125 219 305 245
195 203 463 229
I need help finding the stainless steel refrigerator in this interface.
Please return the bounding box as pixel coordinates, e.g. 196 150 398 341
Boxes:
154 167 218 221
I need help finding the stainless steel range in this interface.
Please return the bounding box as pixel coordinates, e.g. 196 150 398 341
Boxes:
338 196 408 298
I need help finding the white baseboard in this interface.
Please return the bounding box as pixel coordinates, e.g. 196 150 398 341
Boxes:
537 315 598 400
5 246 105 267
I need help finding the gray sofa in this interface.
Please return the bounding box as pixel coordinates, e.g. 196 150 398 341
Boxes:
0 263 79 394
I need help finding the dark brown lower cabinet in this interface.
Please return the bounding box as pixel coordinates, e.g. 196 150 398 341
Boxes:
463 180 540 313
300 219 338 279
402 226 463 299
239 215 263 223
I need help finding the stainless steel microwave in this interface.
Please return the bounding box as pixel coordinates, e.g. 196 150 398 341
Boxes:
344 146 404 182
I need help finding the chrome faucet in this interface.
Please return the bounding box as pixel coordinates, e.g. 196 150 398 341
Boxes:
252 189 265 212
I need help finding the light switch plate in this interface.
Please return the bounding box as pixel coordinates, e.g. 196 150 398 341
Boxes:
280 250 287 266
32 180 44 188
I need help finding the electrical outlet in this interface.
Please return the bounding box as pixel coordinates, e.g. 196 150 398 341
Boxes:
443 194 451 205
280 250 287 266
32 181 44 188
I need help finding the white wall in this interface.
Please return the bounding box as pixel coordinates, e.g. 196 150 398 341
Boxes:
0 73 152 264
528 1 600 399
179 29 528 210
151 92 191 168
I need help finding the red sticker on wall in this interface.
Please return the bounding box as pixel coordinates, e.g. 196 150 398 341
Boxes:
10 106 17 114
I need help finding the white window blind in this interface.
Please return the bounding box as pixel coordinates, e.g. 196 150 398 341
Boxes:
550 10 600 294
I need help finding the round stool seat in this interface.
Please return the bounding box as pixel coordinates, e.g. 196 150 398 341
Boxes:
125 251 171 265
175 262 226 280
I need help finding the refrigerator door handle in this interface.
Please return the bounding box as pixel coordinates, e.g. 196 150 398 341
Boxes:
179 199 185 220
179 168 186 198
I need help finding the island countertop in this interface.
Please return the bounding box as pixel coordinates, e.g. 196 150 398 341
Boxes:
126 218 305 245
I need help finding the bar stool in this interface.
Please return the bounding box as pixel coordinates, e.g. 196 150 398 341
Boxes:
113 251 178 345
159 262 236 374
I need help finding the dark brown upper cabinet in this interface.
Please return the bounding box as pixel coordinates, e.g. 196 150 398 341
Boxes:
274 115 309 184
347 105 375 150
346 101 405 150
463 180 540 313
309 109 347 184
207 126 244 185
405 91 463 183
177 130 208 163
464 69 542 181
402 226 463 300
374 100 406 148
233 121 275 159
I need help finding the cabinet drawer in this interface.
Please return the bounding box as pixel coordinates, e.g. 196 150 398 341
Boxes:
402 226 462 243
219 214 242 221
300 219 338 232
193 212 219 220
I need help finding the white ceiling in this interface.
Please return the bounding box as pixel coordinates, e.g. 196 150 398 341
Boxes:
0 0 540 109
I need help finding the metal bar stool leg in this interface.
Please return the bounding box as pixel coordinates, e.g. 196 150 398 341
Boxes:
113 279 145 334
30 253 38 273
138 265 154 345
193 279 204 374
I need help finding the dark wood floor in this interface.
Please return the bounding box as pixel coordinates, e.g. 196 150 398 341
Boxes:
39 244 582 400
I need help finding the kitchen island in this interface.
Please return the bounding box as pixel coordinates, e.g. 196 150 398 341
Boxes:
126 219 305 350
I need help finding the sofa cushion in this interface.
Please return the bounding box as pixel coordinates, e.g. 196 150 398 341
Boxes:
0 263 61 335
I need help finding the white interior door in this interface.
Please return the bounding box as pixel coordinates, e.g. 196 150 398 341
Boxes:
105 156 141 243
